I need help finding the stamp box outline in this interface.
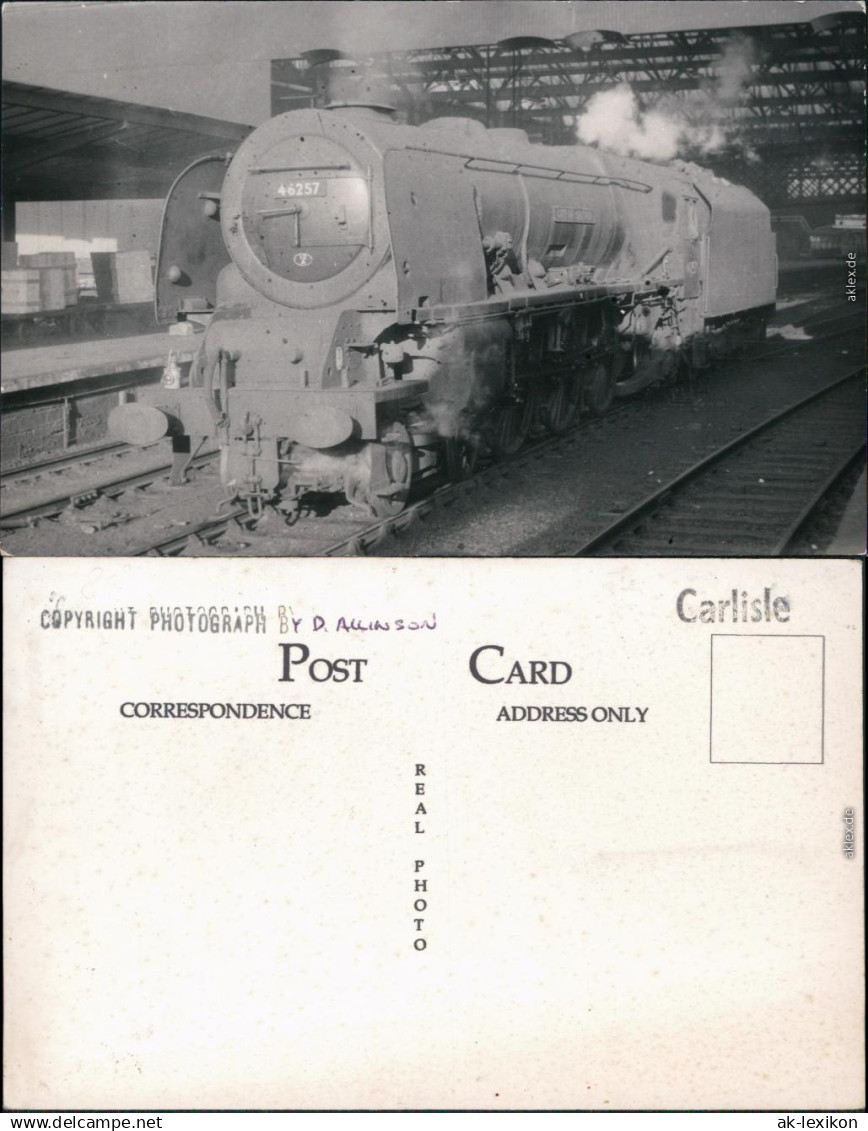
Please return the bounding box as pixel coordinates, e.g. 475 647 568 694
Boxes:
709 633 826 765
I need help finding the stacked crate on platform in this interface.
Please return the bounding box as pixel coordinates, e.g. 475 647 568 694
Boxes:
90 250 154 304
19 251 77 269
18 252 78 310
41 267 78 310
1 268 42 313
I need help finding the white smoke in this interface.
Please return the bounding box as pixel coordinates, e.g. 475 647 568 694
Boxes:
576 35 758 162
576 84 698 161
713 34 759 104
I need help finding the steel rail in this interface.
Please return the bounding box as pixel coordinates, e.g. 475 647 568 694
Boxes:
0 450 219 527
138 508 250 556
568 367 866 557
1 440 129 484
772 443 866 555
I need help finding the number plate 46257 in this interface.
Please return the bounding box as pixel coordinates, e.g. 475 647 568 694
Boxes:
276 181 325 197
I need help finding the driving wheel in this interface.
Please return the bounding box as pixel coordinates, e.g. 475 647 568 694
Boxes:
542 369 581 434
585 359 615 417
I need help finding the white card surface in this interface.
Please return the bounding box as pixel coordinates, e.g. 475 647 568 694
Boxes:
3 557 864 1110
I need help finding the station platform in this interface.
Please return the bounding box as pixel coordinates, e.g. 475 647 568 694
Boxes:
778 257 852 272
777 258 865 293
827 469 866 555
1 301 157 349
0 332 199 396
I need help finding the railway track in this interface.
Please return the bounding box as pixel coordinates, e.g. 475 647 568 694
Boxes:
2 310 863 556
568 368 866 556
0 448 218 528
0 439 128 484
138 366 865 559
751 320 863 363
137 396 650 556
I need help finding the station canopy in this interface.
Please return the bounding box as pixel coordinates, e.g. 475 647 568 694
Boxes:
2 81 253 203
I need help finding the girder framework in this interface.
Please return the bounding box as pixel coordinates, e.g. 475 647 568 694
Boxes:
272 16 866 209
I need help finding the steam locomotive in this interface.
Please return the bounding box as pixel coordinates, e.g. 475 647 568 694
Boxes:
110 99 777 519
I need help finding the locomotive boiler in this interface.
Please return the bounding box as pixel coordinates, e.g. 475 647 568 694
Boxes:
110 99 777 519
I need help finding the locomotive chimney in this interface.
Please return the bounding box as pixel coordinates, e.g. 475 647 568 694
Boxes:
309 56 399 118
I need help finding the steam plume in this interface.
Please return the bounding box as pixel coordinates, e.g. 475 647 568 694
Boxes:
576 34 759 162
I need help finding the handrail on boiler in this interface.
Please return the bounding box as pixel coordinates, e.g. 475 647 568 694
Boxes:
404 147 653 193
247 163 353 174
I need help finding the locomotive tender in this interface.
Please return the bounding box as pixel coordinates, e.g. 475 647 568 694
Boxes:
110 100 777 519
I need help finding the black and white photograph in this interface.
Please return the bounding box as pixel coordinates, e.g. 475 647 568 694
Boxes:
1 0 865 558
3 555 865 1113
2 4 866 1122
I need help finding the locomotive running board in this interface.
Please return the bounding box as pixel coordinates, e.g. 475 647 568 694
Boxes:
414 277 686 326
